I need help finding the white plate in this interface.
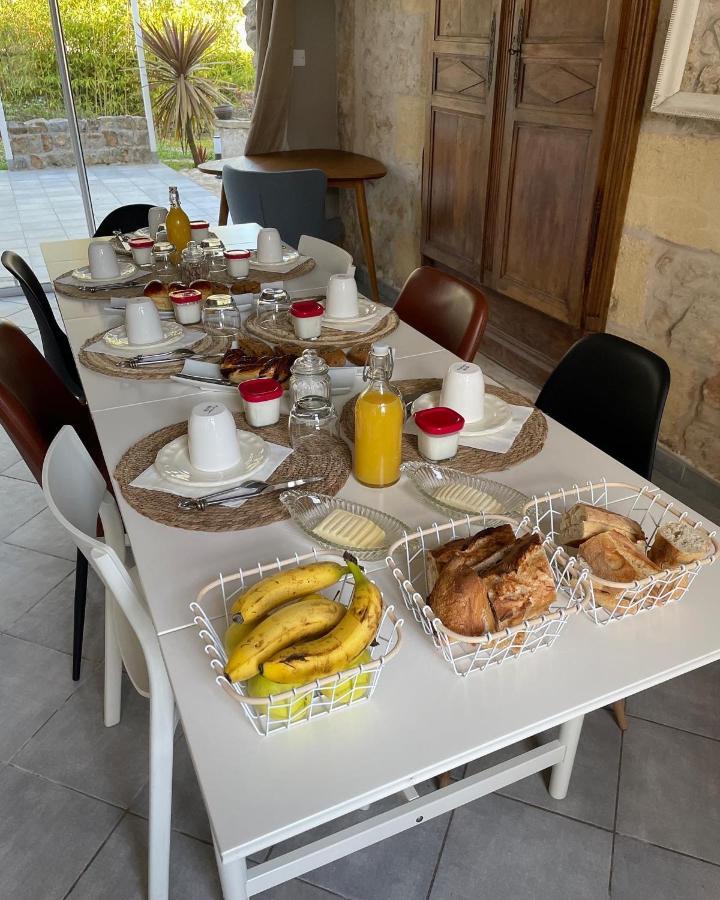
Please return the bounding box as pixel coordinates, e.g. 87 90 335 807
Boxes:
154 431 268 488
321 297 380 325
248 246 300 269
411 390 513 436
103 321 184 350
71 260 139 283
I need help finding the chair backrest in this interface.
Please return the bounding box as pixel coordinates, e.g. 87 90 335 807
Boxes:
2 251 84 399
297 235 353 276
394 266 489 362
536 333 671 479
0 321 105 485
222 167 329 248
94 203 154 237
43 426 154 696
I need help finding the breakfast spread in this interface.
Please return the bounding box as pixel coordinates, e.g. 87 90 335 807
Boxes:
313 509 386 550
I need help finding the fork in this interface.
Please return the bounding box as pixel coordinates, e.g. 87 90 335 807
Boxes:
177 476 324 511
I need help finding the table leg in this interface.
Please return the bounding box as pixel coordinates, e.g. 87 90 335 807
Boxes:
353 180 380 304
548 714 584 800
214 845 248 900
218 183 229 226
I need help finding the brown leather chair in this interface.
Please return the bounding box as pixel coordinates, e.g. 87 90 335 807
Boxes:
0 322 107 680
393 266 489 361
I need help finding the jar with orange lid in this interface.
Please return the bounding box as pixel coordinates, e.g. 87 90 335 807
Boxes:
353 344 404 488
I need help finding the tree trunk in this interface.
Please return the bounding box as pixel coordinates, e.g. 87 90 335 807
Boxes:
185 121 201 167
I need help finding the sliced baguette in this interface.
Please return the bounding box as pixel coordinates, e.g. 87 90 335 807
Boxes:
579 530 660 584
428 555 498 637
558 502 644 544
481 534 556 628
425 524 516 592
648 521 712 568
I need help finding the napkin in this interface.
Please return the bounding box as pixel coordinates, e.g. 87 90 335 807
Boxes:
129 440 293 506
84 328 205 359
405 403 534 454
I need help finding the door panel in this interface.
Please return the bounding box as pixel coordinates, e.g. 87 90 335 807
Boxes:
524 0 609 41
438 0 495 39
520 61 599 113
435 55 489 99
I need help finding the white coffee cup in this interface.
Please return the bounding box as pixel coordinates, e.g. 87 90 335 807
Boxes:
440 362 485 423
325 274 359 319
87 240 120 280
256 227 283 264
148 206 168 240
187 402 242 472
124 297 164 346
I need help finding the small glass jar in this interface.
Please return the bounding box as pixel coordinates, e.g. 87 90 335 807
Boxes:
200 237 223 252
169 288 202 325
255 287 291 324
239 378 283 427
180 240 210 284
414 407 465 461
289 349 332 406
202 293 241 337
205 248 226 277
288 396 338 456
155 225 169 244
151 241 178 282
291 300 324 340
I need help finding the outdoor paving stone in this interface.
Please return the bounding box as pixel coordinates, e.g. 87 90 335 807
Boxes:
617 717 720 864
611 835 720 899
627 661 720 740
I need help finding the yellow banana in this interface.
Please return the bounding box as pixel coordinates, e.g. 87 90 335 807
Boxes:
225 595 345 683
261 561 383 684
231 561 347 624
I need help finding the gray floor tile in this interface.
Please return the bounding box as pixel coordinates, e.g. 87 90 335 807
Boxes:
0 633 86 762
0 427 21 472
617 718 720 864
258 881 346 899
8 567 105 663
270 795 450 900
2 457 35 482
5 506 78 560
627 661 720 740
0 765 122 900
431 794 612 900
465 708 621 830
0 474 47 539
0 542 75 629
14 671 150 807
611 835 720 899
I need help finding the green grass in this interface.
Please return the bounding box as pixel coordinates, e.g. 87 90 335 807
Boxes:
157 137 213 170
0 143 7 171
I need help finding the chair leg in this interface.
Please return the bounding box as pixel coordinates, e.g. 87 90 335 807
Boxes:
104 590 123 727
72 550 88 681
611 699 629 731
436 772 453 789
147 675 175 900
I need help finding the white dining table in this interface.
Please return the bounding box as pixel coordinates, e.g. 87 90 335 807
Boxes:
44 235 720 900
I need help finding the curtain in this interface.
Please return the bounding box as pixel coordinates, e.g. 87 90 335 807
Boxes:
244 0 295 154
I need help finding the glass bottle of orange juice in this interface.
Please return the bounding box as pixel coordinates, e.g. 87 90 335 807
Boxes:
165 186 191 257
353 344 404 488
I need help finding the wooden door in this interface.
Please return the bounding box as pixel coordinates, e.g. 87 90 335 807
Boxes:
421 0 502 279
489 0 622 326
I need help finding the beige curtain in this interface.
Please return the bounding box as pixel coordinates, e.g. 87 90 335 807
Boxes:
245 0 295 154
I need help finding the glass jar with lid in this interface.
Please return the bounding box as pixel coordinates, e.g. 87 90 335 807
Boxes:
288 396 338 456
205 248 226 277
255 287 291 324
201 293 241 338
180 240 209 284
151 241 178 282
289 349 332 406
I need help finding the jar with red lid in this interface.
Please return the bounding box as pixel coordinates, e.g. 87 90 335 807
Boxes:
129 236 154 267
290 300 324 340
414 407 465 461
190 219 210 242
224 248 251 279
239 377 283 427
169 288 202 325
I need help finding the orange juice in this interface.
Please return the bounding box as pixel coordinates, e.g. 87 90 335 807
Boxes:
166 186 191 256
354 389 404 487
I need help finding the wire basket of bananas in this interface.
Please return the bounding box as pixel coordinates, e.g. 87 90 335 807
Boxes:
190 551 403 736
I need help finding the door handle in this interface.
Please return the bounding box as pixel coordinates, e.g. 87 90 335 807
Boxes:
510 6 525 94
487 12 497 88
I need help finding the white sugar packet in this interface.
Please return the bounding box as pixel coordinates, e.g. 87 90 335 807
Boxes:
84 328 205 359
405 403 534 454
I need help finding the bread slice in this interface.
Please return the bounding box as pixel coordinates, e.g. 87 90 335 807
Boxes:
428 555 498 637
649 521 712 568
557 502 644 546
579 530 660 583
425 524 515 591
481 534 557 628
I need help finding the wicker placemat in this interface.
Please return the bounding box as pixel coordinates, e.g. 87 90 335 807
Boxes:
244 308 400 350
114 413 351 532
78 330 231 380
340 379 548 473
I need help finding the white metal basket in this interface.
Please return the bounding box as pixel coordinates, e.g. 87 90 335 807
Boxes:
524 481 720 626
386 514 586 677
190 550 403 736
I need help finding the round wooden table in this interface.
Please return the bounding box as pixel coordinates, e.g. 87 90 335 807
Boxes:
199 149 387 302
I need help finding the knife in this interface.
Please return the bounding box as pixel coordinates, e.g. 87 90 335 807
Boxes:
171 372 234 387
178 475 324 510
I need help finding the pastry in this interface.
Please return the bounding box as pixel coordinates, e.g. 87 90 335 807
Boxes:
220 351 273 383
579 530 660 584
236 337 274 358
428 555 498 637
347 344 372 367
230 279 261 295
189 279 213 301
648 521 712 568
557 502 644 547
143 279 172 311
481 534 556 627
259 354 295 383
318 348 347 368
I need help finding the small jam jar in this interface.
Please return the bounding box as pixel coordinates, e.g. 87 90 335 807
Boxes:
239 378 283 427
169 288 202 325
414 407 465 461
224 248 251 278
190 220 210 242
290 300 324 340
128 236 154 267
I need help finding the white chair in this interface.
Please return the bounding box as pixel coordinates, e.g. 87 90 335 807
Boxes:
42 426 175 900
298 234 354 276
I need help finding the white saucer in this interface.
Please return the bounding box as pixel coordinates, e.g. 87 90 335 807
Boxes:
321 297 379 325
154 431 268 488
411 391 513 436
249 246 300 269
103 321 184 350
71 260 139 283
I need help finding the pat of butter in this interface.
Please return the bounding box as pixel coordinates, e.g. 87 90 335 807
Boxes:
314 509 386 549
434 484 503 515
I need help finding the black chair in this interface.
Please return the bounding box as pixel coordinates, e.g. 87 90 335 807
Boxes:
1 251 84 400
536 333 670 479
94 203 154 237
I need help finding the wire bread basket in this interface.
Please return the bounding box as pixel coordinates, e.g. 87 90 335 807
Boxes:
190 549 403 736
524 481 719 625
386 514 586 677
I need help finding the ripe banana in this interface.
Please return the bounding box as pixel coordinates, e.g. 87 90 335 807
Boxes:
231 561 347 624
261 561 383 684
225 594 345 683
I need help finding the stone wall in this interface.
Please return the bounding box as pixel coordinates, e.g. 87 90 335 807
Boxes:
7 116 154 170
607 0 720 480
